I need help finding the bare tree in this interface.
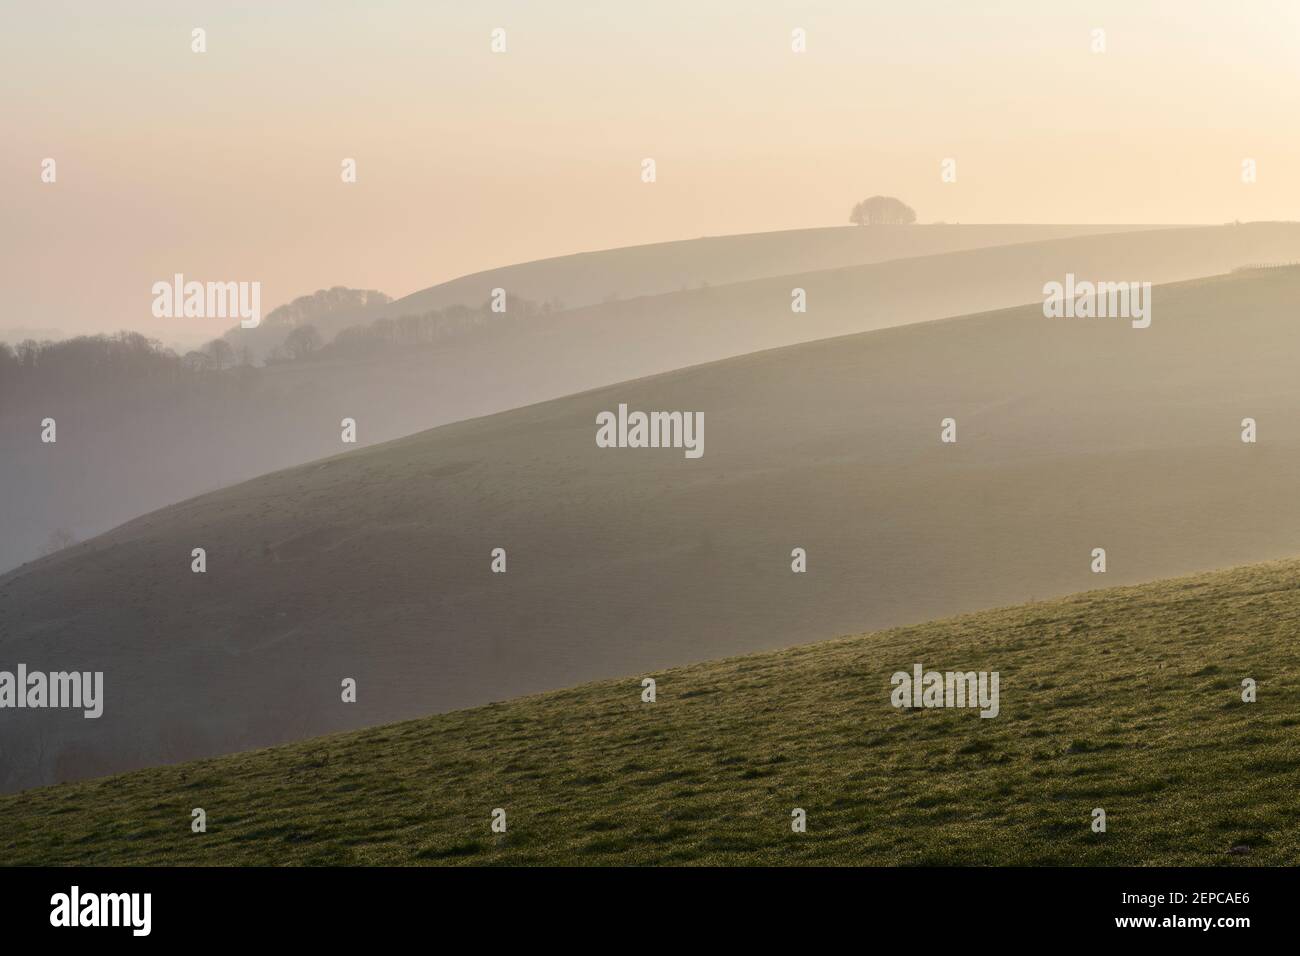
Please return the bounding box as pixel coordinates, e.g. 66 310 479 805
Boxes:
203 338 235 371
43 528 77 555
283 324 323 361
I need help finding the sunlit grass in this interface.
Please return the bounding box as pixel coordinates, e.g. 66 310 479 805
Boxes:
3 559 1298 866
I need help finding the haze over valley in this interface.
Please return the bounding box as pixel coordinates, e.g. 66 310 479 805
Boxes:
5 259 1300 791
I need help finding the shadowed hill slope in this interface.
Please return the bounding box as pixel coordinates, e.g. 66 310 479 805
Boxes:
2 558 1296 864
3 264 1300 792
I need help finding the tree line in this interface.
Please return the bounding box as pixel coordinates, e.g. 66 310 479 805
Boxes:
268 296 565 364
0 296 560 406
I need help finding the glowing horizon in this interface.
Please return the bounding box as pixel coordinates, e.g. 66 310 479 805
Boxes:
4 0 1299 338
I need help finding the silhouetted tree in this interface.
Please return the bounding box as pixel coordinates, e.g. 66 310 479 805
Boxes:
282 324 323 360
850 196 917 225
43 528 77 555
203 338 235 371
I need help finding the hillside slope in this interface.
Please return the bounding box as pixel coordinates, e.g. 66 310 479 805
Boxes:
4 265 1300 793
2 558 1297 865
5 223 1297 574
219 225 1149 360
375 223 1160 317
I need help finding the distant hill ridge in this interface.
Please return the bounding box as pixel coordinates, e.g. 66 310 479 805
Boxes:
222 224 1165 359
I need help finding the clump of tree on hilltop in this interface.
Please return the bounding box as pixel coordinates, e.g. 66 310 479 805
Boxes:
849 196 917 225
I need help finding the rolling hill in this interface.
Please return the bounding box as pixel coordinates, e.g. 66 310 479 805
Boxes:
4 263 1300 793
5 222 1299 574
225 224 1145 361
373 223 1165 317
2 557 1296 865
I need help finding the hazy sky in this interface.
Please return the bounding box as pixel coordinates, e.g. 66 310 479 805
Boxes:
4 0 1299 338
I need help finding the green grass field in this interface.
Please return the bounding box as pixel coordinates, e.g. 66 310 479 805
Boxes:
3 558 1298 866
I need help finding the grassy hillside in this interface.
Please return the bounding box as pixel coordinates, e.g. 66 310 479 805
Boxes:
3 558 1297 865
7 264 1300 794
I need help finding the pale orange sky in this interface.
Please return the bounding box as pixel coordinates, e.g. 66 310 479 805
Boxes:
3 0 1299 339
